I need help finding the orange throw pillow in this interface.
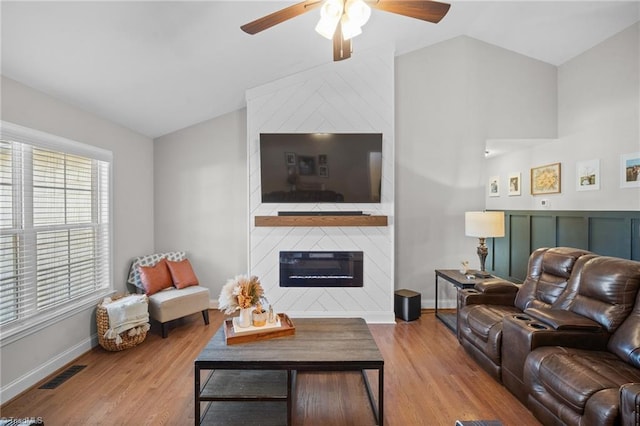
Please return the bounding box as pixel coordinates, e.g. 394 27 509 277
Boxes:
138 258 173 295
166 259 199 289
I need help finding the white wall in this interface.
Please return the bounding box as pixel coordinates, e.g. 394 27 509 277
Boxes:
0 76 155 402
395 36 557 308
486 23 640 211
153 110 247 300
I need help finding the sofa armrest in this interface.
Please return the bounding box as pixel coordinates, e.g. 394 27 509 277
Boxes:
621 383 640 426
524 308 604 331
458 279 519 308
501 314 611 398
475 279 519 294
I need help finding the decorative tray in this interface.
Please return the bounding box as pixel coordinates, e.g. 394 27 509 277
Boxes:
224 313 295 345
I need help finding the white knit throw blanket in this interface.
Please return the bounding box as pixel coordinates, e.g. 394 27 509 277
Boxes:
103 295 150 345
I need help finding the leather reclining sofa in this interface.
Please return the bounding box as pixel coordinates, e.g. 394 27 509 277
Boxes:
457 247 640 425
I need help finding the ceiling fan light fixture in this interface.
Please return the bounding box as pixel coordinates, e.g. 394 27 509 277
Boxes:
315 19 340 39
345 0 371 27
315 0 344 40
340 15 362 41
241 0 451 62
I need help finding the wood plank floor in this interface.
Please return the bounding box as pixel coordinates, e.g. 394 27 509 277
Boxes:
1 310 541 426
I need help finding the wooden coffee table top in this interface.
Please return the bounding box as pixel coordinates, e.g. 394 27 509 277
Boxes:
195 317 383 369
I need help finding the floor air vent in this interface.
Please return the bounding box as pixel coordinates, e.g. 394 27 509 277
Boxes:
39 365 86 389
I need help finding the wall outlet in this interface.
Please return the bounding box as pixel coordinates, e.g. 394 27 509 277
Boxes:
540 199 550 208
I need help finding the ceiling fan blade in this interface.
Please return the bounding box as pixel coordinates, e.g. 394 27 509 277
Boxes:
333 25 351 61
241 0 323 35
369 0 451 24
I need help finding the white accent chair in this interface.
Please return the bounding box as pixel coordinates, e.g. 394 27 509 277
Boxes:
127 251 210 338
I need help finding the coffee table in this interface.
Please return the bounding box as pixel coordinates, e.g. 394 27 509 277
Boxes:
194 317 384 425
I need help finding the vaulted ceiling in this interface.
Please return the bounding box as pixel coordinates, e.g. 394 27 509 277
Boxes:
2 1 639 138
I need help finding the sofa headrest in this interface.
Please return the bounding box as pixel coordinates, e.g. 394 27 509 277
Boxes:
541 247 593 279
127 251 186 290
515 247 592 310
569 256 640 333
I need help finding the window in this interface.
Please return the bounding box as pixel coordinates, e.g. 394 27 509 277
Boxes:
0 122 112 341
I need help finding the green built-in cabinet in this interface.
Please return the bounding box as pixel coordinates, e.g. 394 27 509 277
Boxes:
488 210 640 283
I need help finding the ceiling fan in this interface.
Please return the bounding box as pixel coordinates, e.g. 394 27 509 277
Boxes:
241 0 451 61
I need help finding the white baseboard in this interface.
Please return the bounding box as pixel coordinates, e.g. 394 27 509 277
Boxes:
422 298 457 309
1 334 97 404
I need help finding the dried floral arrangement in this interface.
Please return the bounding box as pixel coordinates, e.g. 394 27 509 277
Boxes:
218 275 264 314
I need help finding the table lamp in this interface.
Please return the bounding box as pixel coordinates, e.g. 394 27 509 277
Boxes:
465 211 505 278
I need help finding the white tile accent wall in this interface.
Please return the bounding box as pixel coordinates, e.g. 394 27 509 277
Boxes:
246 46 395 323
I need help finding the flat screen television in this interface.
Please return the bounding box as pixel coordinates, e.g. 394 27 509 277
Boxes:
259 133 382 203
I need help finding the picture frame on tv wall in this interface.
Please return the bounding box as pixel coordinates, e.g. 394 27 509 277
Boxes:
298 156 316 176
285 152 296 166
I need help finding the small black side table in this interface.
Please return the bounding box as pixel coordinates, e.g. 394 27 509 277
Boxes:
435 269 496 332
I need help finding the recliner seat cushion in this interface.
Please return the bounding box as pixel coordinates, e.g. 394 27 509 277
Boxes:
466 305 519 340
525 346 640 423
460 305 521 368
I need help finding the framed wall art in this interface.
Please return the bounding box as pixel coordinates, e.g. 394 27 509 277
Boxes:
508 172 521 196
489 176 500 197
531 162 561 195
621 152 640 188
576 159 600 191
319 165 329 177
285 152 296 166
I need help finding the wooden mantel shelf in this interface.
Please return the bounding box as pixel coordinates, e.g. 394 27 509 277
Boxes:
254 215 388 227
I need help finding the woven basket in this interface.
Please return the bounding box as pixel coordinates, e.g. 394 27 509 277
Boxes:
97 294 149 351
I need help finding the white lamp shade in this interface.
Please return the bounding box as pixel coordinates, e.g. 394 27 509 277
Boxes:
465 211 505 238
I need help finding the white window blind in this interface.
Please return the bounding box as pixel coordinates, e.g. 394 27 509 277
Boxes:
0 122 112 341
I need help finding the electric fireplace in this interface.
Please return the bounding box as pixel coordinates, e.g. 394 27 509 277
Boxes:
279 251 363 287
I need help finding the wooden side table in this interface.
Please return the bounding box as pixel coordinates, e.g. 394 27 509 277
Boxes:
434 269 495 332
